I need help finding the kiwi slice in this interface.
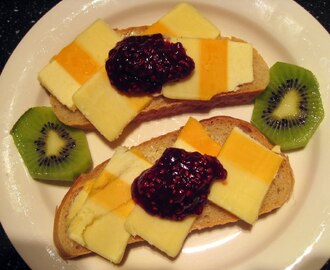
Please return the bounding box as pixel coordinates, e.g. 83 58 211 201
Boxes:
251 62 324 151
11 107 93 181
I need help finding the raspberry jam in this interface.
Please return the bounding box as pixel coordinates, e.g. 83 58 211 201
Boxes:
131 148 227 221
105 34 195 95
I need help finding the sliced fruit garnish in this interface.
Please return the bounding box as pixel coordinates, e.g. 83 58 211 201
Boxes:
11 107 93 181
251 62 324 151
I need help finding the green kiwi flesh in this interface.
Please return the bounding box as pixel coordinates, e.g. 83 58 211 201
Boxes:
251 62 324 151
11 107 93 181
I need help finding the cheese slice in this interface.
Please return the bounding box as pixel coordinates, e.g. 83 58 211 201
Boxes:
125 205 196 257
67 147 151 263
67 178 95 224
38 20 121 110
73 69 152 141
208 127 283 224
162 38 253 100
143 3 220 39
173 117 221 155
82 200 135 264
125 117 221 257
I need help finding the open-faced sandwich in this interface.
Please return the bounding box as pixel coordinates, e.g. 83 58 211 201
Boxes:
38 3 269 141
53 115 294 263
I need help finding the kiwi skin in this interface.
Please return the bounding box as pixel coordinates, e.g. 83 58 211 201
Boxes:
251 62 324 151
10 107 93 181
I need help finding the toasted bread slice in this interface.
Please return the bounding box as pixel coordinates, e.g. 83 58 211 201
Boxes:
49 26 269 130
54 116 294 259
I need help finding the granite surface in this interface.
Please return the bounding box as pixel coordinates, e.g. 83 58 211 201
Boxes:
0 0 329 269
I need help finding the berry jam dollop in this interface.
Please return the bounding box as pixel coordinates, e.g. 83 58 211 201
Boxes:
105 34 195 95
131 147 227 221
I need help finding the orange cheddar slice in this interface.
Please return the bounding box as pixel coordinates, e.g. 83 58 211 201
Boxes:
162 38 253 100
200 39 228 99
208 127 283 224
88 174 131 211
54 42 101 85
38 20 121 110
174 117 221 156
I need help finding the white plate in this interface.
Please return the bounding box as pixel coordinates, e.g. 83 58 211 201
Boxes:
0 0 329 269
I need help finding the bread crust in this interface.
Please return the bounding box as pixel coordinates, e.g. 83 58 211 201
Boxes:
53 116 294 259
48 27 269 130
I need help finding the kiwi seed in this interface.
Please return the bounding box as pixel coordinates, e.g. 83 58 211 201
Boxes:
11 107 93 181
251 62 324 151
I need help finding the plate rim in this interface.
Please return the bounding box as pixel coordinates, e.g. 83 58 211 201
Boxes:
0 0 329 269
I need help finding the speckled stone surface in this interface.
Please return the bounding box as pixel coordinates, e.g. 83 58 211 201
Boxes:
0 0 329 269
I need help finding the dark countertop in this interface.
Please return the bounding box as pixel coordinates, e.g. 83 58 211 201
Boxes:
0 0 329 269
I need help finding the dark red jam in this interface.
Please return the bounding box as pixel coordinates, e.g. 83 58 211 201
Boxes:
131 147 227 221
105 34 195 95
